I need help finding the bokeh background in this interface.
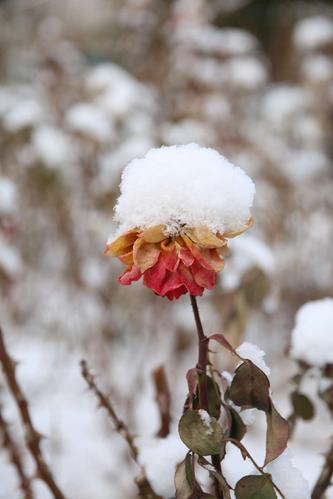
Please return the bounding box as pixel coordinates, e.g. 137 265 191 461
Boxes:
0 0 333 497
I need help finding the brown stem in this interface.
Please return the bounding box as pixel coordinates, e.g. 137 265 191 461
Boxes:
0 327 66 499
190 295 222 499
224 437 285 499
190 295 209 411
312 438 333 499
0 402 34 499
80 360 162 499
80 359 138 461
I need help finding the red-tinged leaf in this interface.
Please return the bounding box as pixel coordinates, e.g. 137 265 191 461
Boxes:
209 334 243 360
186 369 198 405
265 402 289 466
235 474 277 499
229 361 270 412
178 410 223 456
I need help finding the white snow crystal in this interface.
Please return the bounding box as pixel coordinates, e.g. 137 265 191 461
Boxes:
198 409 213 433
112 143 255 237
0 178 17 214
293 16 333 51
290 298 333 367
137 434 187 498
265 452 311 499
236 342 271 376
65 103 114 143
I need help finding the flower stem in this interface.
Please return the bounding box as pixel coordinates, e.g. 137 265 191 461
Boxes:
190 295 223 498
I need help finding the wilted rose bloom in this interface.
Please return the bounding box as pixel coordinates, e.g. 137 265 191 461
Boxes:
105 222 252 300
105 144 255 299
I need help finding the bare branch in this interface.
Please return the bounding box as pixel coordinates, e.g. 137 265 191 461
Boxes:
0 327 66 499
0 402 34 499
311 438 333 499
80 359 138 460
152 366 171 438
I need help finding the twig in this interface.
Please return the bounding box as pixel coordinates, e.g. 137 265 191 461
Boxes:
0 402 34 499
311 438 333 499
190 295 223 499
80 359 162 499
152 366 171 438
80 359 138 460
224 437 285 499
0 327 66 499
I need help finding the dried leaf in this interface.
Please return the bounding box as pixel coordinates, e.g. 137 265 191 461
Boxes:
174 453 194 499
209 334 243 360
235 474 277 499
290 392 315 421
229 408 247 442
265 403 289 465
178 410 223 456
206 376 222 420
229 361 270 412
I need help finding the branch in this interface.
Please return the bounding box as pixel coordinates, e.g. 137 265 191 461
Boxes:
0 327 66 499
0 402 34 499
152 366 171 438
80 359 162 499
80 359 138 460
224 437 285 499
190 295 223 499
311 438 333 499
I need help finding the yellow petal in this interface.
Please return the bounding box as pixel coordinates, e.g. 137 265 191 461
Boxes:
104 231 138 257
223 217 254 239
185 227 224 248
133 238 160 272
141 225 167 243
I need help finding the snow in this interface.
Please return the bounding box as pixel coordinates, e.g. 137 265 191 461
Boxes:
290 298 333 367
198 409 213 433
32 126 77 168
224 57 267 90
261 86 313 127
0 177 17 214
2 99 44 133
112 143 255 237
176 26 258 56
265 451 311 499
293 16 333 51
0 238 22 277
301 55 333 83
222 234 274 291
137 434 187 498
236 342 271 377
65 103 114 143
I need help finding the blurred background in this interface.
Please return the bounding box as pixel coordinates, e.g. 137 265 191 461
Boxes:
0 0 332 497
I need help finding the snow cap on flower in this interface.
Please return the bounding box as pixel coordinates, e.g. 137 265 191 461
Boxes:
290 298 333 367
106 144 255 300
113 143 255 237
